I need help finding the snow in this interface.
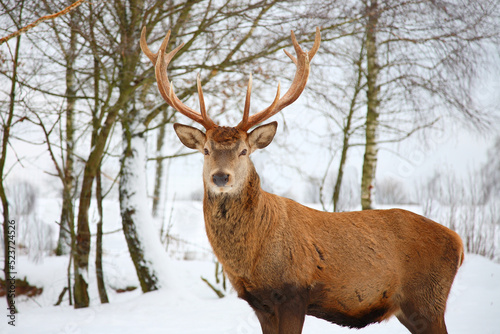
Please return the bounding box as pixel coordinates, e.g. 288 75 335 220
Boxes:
1 200 500 333
119 131 187 292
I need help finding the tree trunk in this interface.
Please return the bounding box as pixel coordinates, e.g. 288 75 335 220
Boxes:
1 174 15 315
1 34 22 314
333 122 352 212
73 0 149 306
152 110 168 217
56 8 77 256
332 43 365 212
73 99 124 308
95 167 109 303
73 167 92 308
120 121 170 292
361 0 380 210
0 35 24 313
56 182 74 255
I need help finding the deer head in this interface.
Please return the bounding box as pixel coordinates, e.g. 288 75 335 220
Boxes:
140 27 320 194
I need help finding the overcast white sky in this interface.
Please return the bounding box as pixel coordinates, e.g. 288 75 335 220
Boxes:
4 42 499 207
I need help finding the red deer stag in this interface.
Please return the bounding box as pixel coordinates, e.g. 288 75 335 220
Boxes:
140 27 464 334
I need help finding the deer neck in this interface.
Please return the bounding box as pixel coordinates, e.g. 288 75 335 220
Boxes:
203 164 264 273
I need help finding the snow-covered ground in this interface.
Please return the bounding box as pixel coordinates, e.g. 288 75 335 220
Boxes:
1 200 500 333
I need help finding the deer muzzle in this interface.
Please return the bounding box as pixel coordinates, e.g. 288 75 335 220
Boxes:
212 172 230 187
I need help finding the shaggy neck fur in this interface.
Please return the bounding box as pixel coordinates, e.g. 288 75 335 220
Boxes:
203 163 271 276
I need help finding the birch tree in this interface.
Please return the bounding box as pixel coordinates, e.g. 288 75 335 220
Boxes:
310 0 500 210
360 0 379 210
44 2 79 257
359 0 499 209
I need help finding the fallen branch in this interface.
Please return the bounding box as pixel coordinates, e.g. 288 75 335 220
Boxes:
200 276 225 298
54 287 68 306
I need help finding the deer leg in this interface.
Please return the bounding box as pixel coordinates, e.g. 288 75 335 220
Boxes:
424 316 448 334
244 286 308 334
275 293 306 334
396 313 419 333
253 294 306 334
242 289 279 334
397 306 448 334
254 309 278 334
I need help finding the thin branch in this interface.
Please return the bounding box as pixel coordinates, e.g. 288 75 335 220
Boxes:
0 0 86 45
32 112 65 181
147 151 197 162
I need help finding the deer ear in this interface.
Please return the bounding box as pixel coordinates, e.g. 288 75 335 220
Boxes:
248 121 277 152
173 123 206 152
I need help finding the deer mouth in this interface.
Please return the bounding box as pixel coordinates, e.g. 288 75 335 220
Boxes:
212 184 234 194
208 184 235 195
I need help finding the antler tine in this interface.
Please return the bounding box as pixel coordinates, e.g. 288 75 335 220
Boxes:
237 82 281 130
154 40 203 123
308 27 321 59
140 26 159 65
240 73 253 127
141 27 216 129
196 73 216 128
282 27 319 63
283 49 297 65
197 73 206 118
236 28 321 131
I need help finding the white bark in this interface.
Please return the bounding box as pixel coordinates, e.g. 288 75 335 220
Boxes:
119 123 181 291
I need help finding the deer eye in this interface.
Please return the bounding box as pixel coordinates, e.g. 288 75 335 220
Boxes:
204 148 210 156
239 149 248 156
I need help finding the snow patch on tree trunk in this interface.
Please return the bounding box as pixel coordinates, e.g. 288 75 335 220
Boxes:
120 126 183 293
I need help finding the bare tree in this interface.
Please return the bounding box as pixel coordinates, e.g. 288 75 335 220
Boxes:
376 177 409 205
310 0 500 210
69 0 137 307
360 0 380 210
151 108 173 218
361 0 499 209
0 0 25 314
417 152 500 261
43 0 79 257
332 39 366 212
19 0 88 305
315 37 367 212
481 136 500 202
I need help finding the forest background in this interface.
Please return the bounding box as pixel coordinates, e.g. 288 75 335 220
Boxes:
0 0 499 323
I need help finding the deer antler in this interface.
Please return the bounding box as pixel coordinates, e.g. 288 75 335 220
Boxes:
236 27 321 131
140 27 216 130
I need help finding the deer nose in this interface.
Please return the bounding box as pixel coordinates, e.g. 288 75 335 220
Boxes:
212 173 230 187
